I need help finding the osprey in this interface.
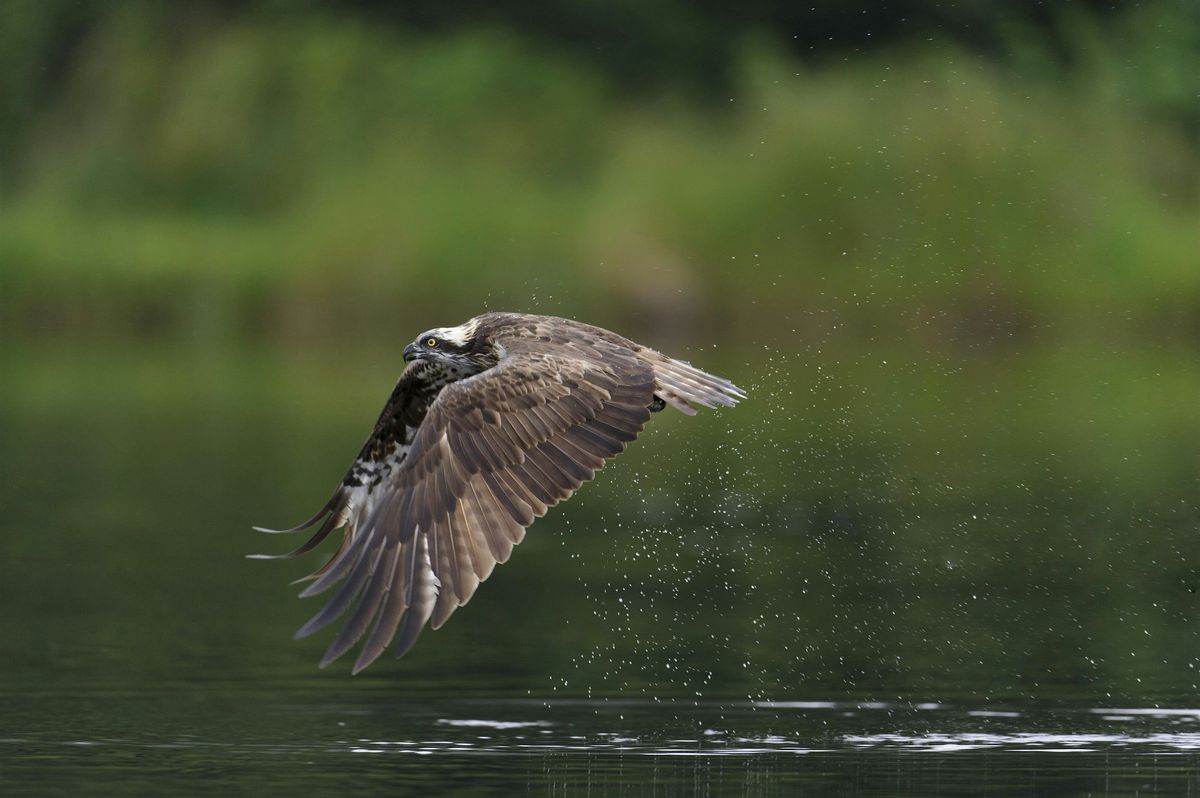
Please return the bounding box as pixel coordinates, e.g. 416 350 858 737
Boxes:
253 312 744 673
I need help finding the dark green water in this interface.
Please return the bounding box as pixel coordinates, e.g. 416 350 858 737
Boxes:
2 341 1198 795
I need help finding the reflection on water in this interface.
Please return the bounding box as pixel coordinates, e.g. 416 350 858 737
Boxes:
358 702 1200 757
7 696 1200 794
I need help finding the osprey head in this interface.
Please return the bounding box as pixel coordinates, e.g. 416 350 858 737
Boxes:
402 319 493 374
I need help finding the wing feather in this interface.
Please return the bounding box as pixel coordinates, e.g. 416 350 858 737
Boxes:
319 541 399 667
429 524 458 628
353 535 424 672
246 509 342 561
298 523 373 598
387 534 438 663
466 480 515 562
491 467 550 517
430 582 458 630
542 438 601 479
447 515 481 606
481 469 536 526
294 528 380 639
524 446 576 500
572 421 627 452
459 499 496 580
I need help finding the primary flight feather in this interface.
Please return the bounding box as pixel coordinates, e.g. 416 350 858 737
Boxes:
253 312 745 673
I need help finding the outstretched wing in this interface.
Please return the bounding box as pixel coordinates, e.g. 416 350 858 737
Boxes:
293 339 659 673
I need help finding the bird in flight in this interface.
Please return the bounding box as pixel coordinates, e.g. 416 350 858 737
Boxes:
253 312 744 673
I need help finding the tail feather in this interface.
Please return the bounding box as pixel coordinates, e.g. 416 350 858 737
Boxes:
641 350 745 415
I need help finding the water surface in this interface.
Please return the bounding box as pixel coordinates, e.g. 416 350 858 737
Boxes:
8 690 1200 795
2 343 1197 794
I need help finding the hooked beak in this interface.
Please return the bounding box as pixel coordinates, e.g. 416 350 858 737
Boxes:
403 344 418 362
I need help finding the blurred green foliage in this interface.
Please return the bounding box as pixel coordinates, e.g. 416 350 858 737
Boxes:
7 0 1194 152
1 1 1197 345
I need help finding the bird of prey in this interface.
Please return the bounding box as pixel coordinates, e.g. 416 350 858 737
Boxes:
253 312 744 673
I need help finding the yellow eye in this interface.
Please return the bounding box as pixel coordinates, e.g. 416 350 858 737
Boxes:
425 337 438 347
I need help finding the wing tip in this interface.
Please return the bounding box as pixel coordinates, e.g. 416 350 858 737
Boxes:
251 500 335 534
351 643 390 674
252 525 294 535
297 579 328 598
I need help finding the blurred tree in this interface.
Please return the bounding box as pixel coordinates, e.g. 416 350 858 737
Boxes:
0 0 100 184
244 0 1133 90
2 0 1169 188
